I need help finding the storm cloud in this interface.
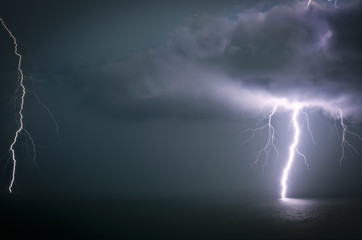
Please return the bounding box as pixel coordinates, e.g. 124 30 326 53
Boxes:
66 0 362 122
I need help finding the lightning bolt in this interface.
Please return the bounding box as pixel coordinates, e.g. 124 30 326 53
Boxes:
242 99 362 199
338 109 362 165
308 0 338 8
1 17 33 193
1 18 59 193
281 107 301 199
307 0 313 8
30 90 60 135
242 105 279 171
0 18 26 193
329 0 338 7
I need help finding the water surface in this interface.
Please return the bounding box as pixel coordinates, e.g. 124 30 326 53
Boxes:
0 195 361 239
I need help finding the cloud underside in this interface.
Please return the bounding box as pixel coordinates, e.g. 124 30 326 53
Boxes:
76 0 362 121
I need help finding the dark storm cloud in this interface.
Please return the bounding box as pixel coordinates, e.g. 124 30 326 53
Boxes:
326 1 362 87
71 0 362 120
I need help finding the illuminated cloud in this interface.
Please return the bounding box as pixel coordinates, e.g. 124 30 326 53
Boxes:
74 0 362 121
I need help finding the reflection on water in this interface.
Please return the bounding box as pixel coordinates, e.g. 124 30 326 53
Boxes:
278 198 324 222
243 197 362 226
236 197 362 238
281 197 315 205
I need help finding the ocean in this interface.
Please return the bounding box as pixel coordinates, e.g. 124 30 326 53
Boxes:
0 194 361 239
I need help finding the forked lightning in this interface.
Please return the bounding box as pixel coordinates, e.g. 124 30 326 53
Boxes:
1 18 58 193
1 17 26 193
243 100 362 198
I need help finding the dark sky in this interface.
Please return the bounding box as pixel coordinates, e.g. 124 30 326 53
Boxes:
1 0 362 198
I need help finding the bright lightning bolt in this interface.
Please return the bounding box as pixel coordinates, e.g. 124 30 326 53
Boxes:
0 17 59 193
308 0 338 8
281 106 301 199
1 18 59 193
239 0 358 200
307 0 313 8
242 100 362 199
0 17 27 193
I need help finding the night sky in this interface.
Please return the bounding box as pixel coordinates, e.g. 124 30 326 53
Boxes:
1 0 362 197
1 0 362 238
